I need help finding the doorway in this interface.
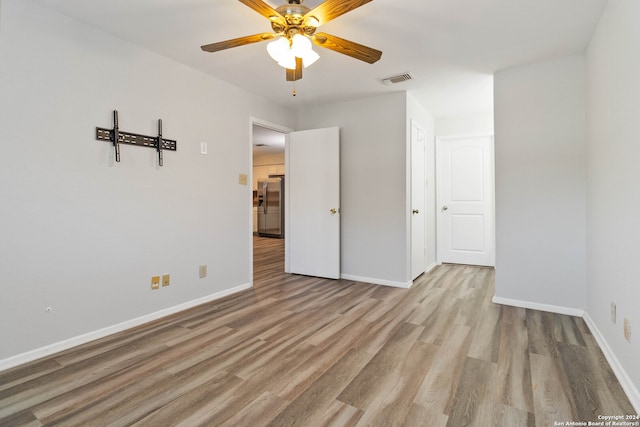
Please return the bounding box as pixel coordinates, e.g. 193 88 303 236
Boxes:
249 121 342 283
250 120 290 285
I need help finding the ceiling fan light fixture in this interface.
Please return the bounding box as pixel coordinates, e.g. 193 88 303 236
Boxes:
291 33 311 57
268 33 319 69
301 49 320 67
267 37 290 62
277 50 297 70
290 33 319 67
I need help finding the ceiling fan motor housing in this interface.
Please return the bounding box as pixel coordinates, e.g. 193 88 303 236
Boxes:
272 2 319 37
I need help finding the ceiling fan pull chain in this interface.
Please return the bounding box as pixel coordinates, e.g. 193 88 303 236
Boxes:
292 81 297 97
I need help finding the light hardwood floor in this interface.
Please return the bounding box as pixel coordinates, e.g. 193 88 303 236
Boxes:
0 237 636 426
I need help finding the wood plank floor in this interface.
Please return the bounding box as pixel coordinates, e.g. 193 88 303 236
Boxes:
0 237 635 426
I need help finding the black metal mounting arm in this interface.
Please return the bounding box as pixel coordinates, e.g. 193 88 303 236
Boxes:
95 110 177 166
113 110 121 162
157 119 164 167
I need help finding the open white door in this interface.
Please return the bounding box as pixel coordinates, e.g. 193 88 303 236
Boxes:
411 121 426 280
285 127 340 279
437 135 495 266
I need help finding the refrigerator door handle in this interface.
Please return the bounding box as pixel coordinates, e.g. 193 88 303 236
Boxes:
262 181 268 214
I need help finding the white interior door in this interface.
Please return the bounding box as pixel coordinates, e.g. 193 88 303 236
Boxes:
285 127 340 279
437 135 494 266
411 121 426 280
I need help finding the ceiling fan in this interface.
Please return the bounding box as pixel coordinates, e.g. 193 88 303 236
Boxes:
201 0 382 82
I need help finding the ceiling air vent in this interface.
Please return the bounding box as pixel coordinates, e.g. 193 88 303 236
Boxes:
382 73 413 85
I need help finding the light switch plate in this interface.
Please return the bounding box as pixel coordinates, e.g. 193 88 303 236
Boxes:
624 319 632 342
611 302 616 324
239 174 248 185
200 142 208 155
151 276 160 290
162 274 170 287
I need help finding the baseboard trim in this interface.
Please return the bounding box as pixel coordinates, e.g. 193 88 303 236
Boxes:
0 283 252 372
583 313 640 413
425 262 438 274
340 274 412 289
494 296 639 412
339 263 438 289
492 296 585 317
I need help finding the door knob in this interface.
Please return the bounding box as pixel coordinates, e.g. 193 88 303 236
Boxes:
442 206 449 211
412 209 420 214
330 208 338 214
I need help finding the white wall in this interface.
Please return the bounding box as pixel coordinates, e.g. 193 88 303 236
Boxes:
298 92 411 286
586 0 640 404
297 92 435 287
0 0 296 364
407 93 437 271
493 55 586 312
435 111 494 137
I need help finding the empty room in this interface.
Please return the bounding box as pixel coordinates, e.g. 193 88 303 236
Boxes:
0 0 638 425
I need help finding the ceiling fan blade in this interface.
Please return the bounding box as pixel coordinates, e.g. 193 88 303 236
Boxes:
312 33 382 64
238 0 286 26
201 33 275 53
306 0 373 25
286 57 303 81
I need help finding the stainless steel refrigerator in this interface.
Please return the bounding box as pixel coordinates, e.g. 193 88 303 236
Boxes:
257 176 284 238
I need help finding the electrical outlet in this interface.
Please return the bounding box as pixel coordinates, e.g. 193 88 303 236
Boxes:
199 265 207 279
624 319 631 343
151 276 160 290
611 302 617 324
162 274 170 287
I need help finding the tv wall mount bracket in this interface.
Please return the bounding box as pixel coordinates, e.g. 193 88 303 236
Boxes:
95 110 177 166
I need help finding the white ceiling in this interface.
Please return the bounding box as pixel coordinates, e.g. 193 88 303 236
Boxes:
33 0 607 117
253 124 285 155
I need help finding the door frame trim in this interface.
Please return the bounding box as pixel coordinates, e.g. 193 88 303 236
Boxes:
249 117 293 287
435 133 495 266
